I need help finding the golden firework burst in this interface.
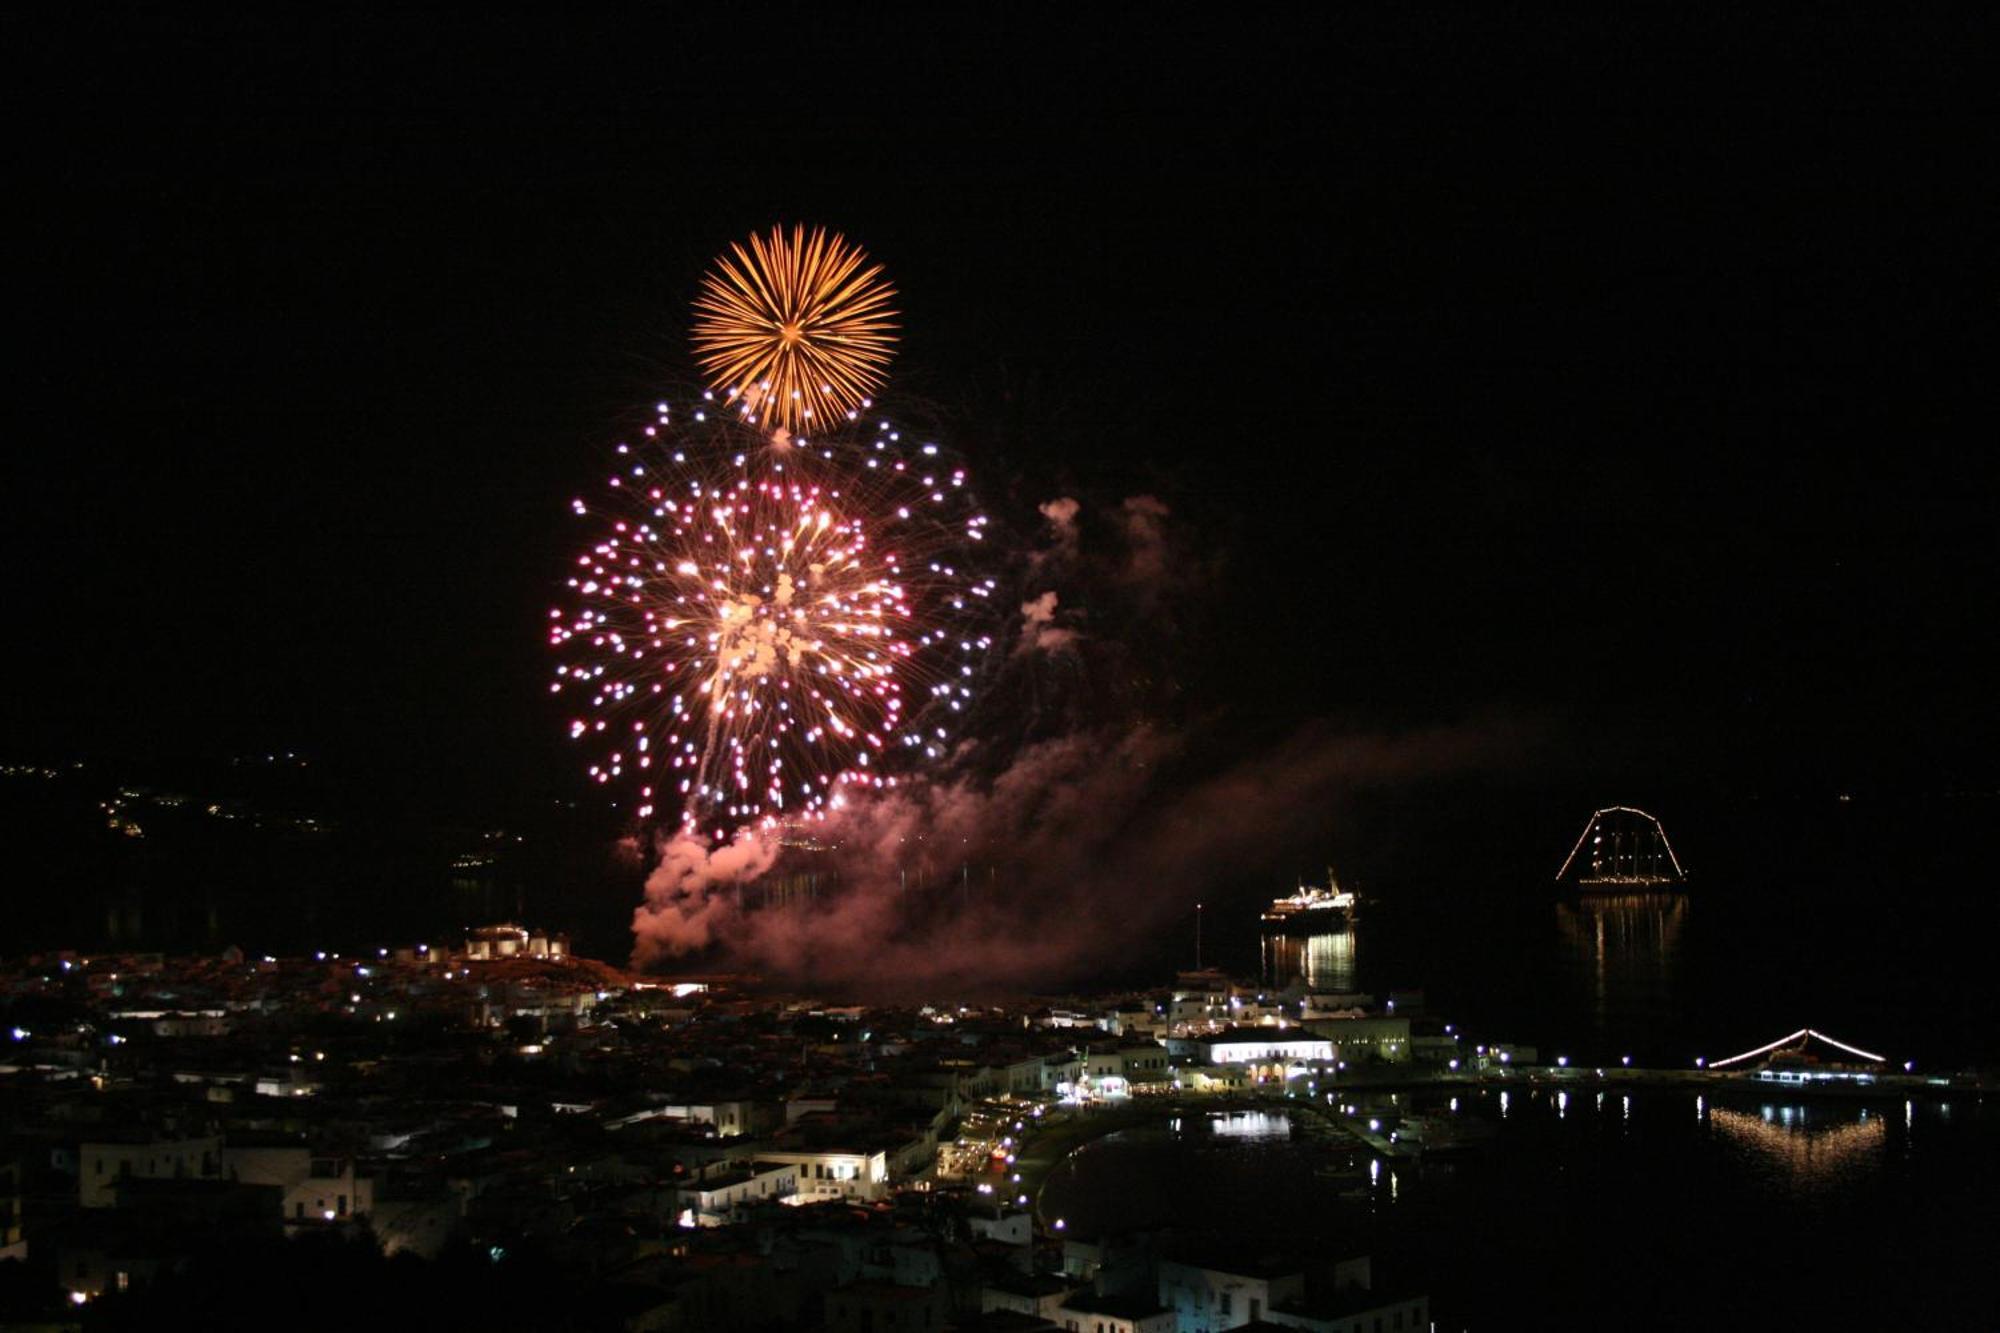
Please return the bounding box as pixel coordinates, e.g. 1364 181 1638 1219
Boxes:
692 225 899 437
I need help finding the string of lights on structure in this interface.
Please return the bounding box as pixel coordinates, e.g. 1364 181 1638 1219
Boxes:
1704 1027 1887 1070
1553 806 1689 882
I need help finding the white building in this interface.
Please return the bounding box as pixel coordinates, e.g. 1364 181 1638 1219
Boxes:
1182 1065 1253 1093
1070 1042 1177 1099
1055 1293 1178 1333
983 1272 1084 1324
1265 1292 1430 1333
1301 992 1374 1019
1191 1031 1335 1067
79 1135 221 1208
1119 1043 1174 1086
966 1204 1034 1247
678 1161 797 1225
223 1144 372 1223
1158 1255 1306 1331
1302 1015 1413 1064
992 1052 1061 1094
252 1065 320 1099
652 1098 765 1136
755 1147 891 1201
462 923 568 959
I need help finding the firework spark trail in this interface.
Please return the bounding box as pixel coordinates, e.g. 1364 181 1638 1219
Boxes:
692 225 898 438
551 398 996 840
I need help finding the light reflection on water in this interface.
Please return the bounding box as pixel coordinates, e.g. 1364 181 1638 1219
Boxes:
1038 1088 1993 1329
1261 928 1357 991
1553 892 1686 1042
1707 1103 1887 1191
1039 1088 1968 1245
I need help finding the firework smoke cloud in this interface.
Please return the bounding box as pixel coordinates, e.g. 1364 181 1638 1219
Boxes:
564 228 1532 988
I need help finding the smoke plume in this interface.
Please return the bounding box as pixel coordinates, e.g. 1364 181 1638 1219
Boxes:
627 484 1534 991
1016 590 1078 655
628 714 1531 990
630 829 779 966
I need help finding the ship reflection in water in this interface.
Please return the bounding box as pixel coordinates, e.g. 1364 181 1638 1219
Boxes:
1262 927 1356 992
1707 1103 1887 1188
1555 892 1686 1038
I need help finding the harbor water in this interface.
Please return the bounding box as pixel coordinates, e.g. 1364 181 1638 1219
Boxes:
1037 1092 1996 1329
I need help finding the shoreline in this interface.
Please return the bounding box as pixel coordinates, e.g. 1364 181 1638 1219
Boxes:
1013 1067 1989 1229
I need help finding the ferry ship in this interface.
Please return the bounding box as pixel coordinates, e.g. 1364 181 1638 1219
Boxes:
1261 871 1355 933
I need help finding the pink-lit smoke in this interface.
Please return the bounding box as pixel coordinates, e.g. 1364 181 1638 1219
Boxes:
631 829 780 966
1015 590 1078 655
630 714 1532 991
626 488 1533 991
1116 494 1172 592
1037 496 1080 554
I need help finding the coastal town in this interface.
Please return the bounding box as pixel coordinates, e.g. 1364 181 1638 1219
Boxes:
0 921 1497 1331
7 919 1973 1331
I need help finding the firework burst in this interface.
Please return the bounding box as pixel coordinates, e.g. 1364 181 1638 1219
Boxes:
551 398 994 838
691 225 898 438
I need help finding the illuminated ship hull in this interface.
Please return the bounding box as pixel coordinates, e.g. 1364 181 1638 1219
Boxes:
1572 874 1684 893
1260 884 1355 933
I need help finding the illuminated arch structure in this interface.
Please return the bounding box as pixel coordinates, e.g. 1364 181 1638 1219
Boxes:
1702 1027 1892 1093
1555 806 1686 888
1706 1026 1887 1074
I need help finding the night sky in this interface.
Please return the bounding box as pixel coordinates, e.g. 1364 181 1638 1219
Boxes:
12 11 1994 815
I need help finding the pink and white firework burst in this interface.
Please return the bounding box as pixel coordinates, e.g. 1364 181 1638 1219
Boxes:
551 395 995 839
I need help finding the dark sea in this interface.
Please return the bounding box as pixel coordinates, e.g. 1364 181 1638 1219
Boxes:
1174 788 1998 1072
1038 1094 1996 1331
1048 787 2000 1331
